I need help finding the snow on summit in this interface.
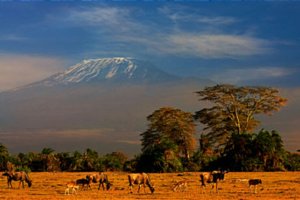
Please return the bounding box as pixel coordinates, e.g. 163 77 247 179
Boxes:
54 57 138 83
38 57 177 86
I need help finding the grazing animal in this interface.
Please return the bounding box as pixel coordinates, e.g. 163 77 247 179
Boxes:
2 171 32 189
200 170 227 193
86 173 112 190
248 179 262 194
98 173 112 190
128 173 155 194
172 180 188 192
64 181 80 195
76 178 91 190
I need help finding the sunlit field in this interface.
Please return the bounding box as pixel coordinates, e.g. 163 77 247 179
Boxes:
0 172 299 200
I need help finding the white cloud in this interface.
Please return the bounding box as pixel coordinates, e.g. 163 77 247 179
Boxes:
68 7 126 25
168 13 237 26
0 54 66 91
159 5 238 26
211 67 292 84
66 7 142 33
63 6 272 59
163 34 271 58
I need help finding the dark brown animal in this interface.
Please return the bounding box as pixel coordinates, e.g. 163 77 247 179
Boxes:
98 173 112 190
128 173 155 194
76 178 91 190
2 171 32 189
200 170 227 193
249 179 262 193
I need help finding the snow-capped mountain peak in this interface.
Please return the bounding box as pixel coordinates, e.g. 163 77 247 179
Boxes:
39 57 177 86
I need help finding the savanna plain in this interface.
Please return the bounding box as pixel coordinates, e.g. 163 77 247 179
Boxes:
0 172 299 200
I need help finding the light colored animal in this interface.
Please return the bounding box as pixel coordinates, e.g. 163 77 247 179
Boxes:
248 179 262 193
2 171 32 189
86 172 112 190
200 170 227 193
76 178 91 190
64 181 80 195
128 173 155 194
172 180 188 192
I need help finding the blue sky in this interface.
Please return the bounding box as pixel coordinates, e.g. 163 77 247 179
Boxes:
0 1 300 91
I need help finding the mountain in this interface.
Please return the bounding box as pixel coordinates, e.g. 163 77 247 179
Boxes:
27 57 178 88
0 57 214 155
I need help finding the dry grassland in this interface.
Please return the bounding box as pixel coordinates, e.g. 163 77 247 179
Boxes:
0 171 299 200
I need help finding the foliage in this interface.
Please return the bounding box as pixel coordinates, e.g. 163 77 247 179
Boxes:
0 143 9 171
102 151 128 171
138 107 196 172
220 129 287 171
284 152 300 171
135 146 183 173
195 84 287 150
141 107 196 160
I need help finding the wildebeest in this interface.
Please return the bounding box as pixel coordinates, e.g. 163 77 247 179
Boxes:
2 171 32 189
200 170 227 193
248 179 262 193
76 178 91 190
86 172 112 190
128 173 155 194
98 173 112 190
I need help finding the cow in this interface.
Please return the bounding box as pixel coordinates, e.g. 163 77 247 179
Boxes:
128 173 155 194
86 172 112 190
200 170 227 193
2 171 32 189
64 181 80 195
248 179 262 194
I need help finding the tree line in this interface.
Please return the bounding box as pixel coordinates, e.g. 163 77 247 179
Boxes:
0 84 299 172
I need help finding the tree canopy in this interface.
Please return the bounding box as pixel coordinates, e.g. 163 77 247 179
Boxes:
194 84 287 148
141 107 196 160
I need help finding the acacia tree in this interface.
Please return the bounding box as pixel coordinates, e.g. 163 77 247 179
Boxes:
141 107 196 161
195 84 287 148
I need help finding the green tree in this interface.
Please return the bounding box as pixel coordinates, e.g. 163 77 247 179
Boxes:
41 148 59 172
195 84 287 149
82 148 99 171
57 152 73 171
253 129 286 171
0 143 9 171
222 133 258 171
284 152 300 171
102 151 128 171
28 152 44 172
141 107 196 160
70 151 84 171
220 129 286 171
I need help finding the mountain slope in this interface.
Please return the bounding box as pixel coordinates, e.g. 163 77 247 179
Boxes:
31 57 178 87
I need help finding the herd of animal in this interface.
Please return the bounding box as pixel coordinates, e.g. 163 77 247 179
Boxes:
1 170 264 195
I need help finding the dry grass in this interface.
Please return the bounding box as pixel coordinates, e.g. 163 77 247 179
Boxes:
0 171 299 200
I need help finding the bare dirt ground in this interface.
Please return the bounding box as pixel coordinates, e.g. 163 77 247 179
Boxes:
0 171 299 200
